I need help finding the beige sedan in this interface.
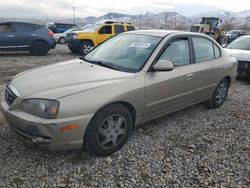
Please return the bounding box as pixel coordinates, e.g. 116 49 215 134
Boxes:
1 30 237 156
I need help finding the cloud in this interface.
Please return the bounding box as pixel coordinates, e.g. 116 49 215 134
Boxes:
0 0 249 18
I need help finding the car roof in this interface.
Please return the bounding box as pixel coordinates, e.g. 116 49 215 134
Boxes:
0 21 39 25
124 29 207 38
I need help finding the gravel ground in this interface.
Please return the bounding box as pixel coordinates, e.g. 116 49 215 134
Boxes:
0 45 250 187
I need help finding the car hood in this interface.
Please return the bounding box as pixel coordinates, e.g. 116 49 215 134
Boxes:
11 59 136 99
224 48 250 61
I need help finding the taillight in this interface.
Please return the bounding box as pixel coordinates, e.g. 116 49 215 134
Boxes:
48 30 54 37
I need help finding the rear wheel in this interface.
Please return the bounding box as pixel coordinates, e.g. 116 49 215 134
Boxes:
85 104 133 156
31 41 49 56
79 40 94 56
205 78 229 108
58 37 66 44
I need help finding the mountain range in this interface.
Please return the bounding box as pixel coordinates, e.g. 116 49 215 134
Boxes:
1 9 250 30
80 10 250 30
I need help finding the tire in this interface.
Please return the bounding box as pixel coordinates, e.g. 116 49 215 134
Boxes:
205 78 229 108
79 40 94 56
31 41 49 56
68 46 79 53
217 35 229 46
58 37 66 44
85 104 133 156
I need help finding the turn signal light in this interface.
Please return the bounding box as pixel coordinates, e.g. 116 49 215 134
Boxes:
61 124 79 132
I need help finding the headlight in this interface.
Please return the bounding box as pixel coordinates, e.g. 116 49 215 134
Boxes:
21 99 59 119
72 34 77 39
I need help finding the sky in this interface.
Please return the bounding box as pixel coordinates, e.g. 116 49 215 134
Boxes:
0 0 250 18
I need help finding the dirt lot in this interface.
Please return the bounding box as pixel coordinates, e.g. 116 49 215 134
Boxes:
0 45 250 187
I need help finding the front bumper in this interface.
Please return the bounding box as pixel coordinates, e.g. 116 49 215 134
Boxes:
67 38 81 49
1 100 93 151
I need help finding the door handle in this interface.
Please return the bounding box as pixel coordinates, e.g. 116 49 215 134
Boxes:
218 65 224 70
30 34 37 36
186 74 193 80
6 34 14 37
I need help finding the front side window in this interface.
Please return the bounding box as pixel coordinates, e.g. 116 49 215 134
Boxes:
99 25 112 34
114 25 124 34
84 34 161 73
192 37 214 62
159 38 190 67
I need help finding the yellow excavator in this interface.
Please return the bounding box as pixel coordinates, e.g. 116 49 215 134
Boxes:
191 17 229 46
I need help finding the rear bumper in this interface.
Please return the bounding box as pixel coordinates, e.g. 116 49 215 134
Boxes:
237 61 250 79
1 100 93 151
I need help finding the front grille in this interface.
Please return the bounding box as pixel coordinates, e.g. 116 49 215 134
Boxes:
5 86 17 105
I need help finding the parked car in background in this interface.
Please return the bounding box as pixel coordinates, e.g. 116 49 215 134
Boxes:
54 28 76 44
47 23 78 34
226 30 246 43
225 36 250 79
0 21 56 56
54 24 93 44
66 20 136 55
1 30 237 156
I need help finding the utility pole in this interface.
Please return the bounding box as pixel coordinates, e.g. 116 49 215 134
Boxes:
72 6 76 24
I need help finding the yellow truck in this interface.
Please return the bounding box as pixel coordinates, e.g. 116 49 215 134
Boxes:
66 21 136 55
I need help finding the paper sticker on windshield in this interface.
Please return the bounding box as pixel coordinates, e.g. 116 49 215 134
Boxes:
130 42 151 48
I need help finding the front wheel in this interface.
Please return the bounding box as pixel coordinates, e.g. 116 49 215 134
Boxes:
205 78 229 108
79 40 94 56
85 104 133 156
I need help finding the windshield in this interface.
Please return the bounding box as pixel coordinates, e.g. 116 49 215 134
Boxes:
84 34 162 73
227 37 250 50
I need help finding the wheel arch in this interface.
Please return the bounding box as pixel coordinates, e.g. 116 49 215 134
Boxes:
31 39 48 49
224 76 231 86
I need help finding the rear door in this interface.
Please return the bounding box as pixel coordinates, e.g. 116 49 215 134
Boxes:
0 23 16 49
190 36 222 100
12 22 39 48
114 24 125 35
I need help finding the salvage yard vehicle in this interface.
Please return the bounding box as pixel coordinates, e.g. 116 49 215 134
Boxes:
225 36 250 79
0 21 56 56
54 28 76 44
1 30 237 156
191 17 229 46
226 30 246 43
47 22 78 34
66 20 136 55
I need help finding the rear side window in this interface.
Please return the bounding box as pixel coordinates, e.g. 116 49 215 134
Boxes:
0 23 12 32
13 23 39 32
214 44 220 58
99 25 112 34
192 37 215 62
114 25 124 34
126 25 135 31
160 38 190 67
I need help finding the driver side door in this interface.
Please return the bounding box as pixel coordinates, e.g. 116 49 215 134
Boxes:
96 25 113 45
144 36 197 121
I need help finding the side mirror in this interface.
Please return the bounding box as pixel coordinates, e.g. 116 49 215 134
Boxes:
222 44 227 48
152 59 174 71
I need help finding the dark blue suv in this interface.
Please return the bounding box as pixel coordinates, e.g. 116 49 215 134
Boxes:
0 22 56 56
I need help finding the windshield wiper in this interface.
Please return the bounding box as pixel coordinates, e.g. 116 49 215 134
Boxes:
80 57 119 71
